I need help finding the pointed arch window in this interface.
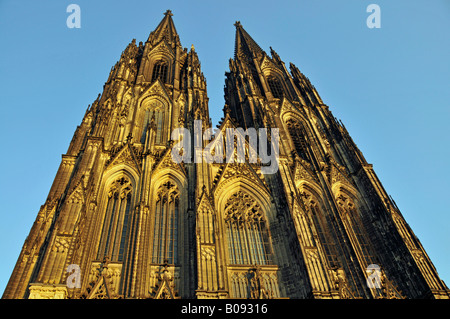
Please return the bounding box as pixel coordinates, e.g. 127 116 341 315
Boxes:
309 202 339 268
152 181 179 264
286 119 310 162
151 60 168 83
141 105 165 145
97 177 133 262
224 191 273 265
348 206 375 266
267 75 284 99
336 195 375 266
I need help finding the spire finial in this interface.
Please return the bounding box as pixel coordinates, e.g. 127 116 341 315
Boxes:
164 9 173 17
234 21 241 28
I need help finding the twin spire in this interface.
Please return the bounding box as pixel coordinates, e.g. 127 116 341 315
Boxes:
147 10 265 60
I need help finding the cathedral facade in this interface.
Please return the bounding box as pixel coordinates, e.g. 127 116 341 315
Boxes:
3 10 449 299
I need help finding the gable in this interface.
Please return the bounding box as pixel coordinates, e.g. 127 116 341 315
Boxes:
105 143 142 175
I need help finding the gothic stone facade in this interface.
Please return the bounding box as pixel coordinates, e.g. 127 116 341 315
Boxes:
3 10 449 299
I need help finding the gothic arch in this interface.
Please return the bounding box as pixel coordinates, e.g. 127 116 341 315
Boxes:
103 164 140 188
261 68 284 80
148 171 187 266
281 111 310 128
296 180 327 221
296 181 340 269
215 183 281 298
215 177 272 219
220 188 274 266
150 59 170 83
135 95 171 145
215 179 274 264
151 167 187 192
332 182 360 204
263 70 285 99
149 168 187 222
281 112 317 161
150 180 180 265
145 44 174 83
296 180 323 200
139 82 171 102
95 168 138 263
332 184 376 267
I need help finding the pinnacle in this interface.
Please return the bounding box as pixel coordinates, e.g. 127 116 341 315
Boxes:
147 9 181 47
234 22 265 60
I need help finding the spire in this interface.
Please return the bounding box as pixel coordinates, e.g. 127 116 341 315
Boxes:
147 9 181 47
234 21 265 60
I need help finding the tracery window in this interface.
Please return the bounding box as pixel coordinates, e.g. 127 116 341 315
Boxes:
286 119 310 162
309 202 339 268
267 75 284 99
224 191 273 265
336 195 375 266
151 60 168 83
151 181 179 264
141 105 165 145
97 176 133 262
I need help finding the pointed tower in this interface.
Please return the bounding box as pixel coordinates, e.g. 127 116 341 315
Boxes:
223 22 449 299
2 10 207 299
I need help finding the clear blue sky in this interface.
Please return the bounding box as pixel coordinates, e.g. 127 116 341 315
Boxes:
0 0 449 296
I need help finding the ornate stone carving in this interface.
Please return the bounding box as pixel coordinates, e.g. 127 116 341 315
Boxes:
81 257 123 299
149 262 180 299
4 11 448 301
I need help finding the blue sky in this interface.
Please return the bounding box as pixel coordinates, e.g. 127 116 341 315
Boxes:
0 0 449 296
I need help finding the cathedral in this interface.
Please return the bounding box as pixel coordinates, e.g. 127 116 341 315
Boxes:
3 10 449 299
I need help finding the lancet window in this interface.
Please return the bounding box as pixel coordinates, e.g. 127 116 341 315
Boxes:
286 119 310 162
151 181 179 264
97 176 133 262
309 201 340 268
267 75 284 99
151 60 168 83
141 104 165 145
336 195 375 267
